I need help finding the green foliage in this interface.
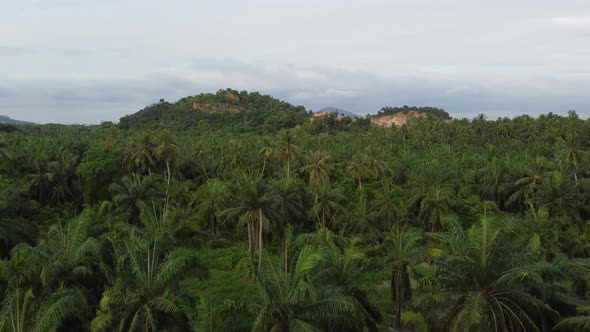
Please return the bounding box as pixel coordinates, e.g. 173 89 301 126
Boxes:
1 95 590 331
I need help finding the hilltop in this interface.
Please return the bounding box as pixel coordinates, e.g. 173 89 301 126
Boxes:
0 115 34 125
119 89 453 131
370 105 451 127
119 89 310 132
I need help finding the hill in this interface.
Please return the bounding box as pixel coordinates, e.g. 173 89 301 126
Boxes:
120 89 311 132
371 105 450 127
314 107 360 118
0 115 34 125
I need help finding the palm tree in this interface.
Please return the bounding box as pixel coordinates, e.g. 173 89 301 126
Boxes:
270 178 304 273
301 150 333 190
373 183 405 232
124 133 157 175
310 185 346 230
383 227 423 329
417 184 453 232
279 130 298 178
258 137 274 177
26 155 54 204
196 179 229 240
50 150 81 205
223 175 278 271
0 218 35 257
193 140 210 180
7 215 101 291
224 140 244 173
554 306 590 331
346 154 371 191
109 175 153 225
224 245 358 331
154 130 177 193
91 234 206 331
316 236 383 331
0 215 100 331
418 217 559 331
0 285 87 332
555 132 589 185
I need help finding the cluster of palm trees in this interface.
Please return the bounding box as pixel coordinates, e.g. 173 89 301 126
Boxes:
0 111 590 331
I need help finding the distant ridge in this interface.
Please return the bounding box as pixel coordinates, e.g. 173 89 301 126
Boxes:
315 107 360 118
0 115 34 125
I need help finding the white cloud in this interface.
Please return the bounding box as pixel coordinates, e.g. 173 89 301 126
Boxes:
1 1 590 122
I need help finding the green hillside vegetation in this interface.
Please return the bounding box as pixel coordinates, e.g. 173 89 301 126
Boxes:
1 91 590 331
378 105 451 120
120 88 311 133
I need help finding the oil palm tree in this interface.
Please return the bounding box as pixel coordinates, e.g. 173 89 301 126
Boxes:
224 245 358 332
554 306 590 331
383 227 423 329
373 183 405 232
346 154 371 191
26 155 54 204
195 179 229 240
417 184 453 232
109 175 153 225
91 233 206 331
0 285 87 332
124 133 157 175
419 217 559 331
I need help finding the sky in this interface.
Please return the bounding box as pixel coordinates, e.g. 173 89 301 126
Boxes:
1 0 590 124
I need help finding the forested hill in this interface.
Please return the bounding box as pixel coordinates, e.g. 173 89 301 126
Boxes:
119 88 311 132
377 105 451 119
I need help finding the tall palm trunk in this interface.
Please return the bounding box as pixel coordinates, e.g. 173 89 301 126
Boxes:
247 221 253 258
258 208 264 272
261 158 267 177
284 228 289 274
391 266 403 329
286 156 290 178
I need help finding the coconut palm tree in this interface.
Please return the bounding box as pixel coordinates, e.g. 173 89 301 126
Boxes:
223 175 279 271
310 185 346 230
154 130 177 193
555 132 589 185
193 140 210 180
279 130 298 178
258 137 274 177
301 150 333 189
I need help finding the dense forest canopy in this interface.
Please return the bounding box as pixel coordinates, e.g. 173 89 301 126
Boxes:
1 91 590 331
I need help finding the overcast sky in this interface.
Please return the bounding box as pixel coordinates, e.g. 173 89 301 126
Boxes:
1 0 590 123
